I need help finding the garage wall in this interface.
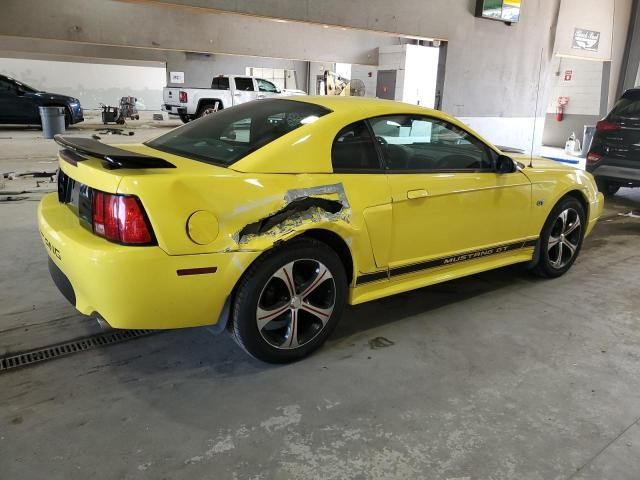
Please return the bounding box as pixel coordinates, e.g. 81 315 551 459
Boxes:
541 58 604 147
164 52 309 90
0 57 166 110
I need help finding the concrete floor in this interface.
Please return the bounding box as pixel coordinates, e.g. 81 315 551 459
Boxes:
1 119 640 479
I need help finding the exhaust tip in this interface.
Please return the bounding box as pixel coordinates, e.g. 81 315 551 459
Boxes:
92 313 112 331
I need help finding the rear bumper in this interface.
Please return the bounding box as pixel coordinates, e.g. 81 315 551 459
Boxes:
162 104 186 116
587 163 640 184
38 193 259 329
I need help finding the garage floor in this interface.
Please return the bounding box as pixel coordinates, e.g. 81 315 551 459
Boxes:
2 119 640 479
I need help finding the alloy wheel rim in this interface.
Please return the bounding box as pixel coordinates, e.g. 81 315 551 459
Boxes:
548 208 581 269
256 259 336 350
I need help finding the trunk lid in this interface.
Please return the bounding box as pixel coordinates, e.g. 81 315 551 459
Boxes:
164 87 182 106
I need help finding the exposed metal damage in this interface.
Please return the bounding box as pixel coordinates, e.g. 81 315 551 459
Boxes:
234 183 351 244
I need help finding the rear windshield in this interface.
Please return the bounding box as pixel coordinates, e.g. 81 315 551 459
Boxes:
147 99 330 166
610 91 640 121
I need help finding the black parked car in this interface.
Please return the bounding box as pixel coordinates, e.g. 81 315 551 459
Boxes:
0 74 84 127
587 88 640 196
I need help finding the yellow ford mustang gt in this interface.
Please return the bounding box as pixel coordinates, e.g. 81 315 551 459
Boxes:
38 97 604 362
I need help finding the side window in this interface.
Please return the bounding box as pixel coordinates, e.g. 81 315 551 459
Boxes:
331 121 381 172
211 77 230 90
0 78 15 92
220 118 251 144
234 77 255 91
368 115 493 171
257 79 279 93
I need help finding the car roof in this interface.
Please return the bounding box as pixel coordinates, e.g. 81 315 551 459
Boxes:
230 96 502 174
286 95 445 117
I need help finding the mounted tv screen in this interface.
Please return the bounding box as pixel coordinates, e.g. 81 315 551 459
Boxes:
475 0 521 23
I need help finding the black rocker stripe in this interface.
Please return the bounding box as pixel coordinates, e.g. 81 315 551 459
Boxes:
356 238 538 286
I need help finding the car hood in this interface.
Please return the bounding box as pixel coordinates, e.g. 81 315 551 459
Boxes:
35 91 78 103
513 156 576 172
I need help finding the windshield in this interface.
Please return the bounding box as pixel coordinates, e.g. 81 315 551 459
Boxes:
147 99 330 166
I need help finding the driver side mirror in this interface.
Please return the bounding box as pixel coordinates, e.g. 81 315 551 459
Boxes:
496 154 517 174
15 87 25 96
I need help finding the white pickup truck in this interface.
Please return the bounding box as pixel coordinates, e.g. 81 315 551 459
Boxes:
162 75 305 123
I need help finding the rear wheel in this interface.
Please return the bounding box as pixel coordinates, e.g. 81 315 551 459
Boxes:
595 178 620 197
179 114 191 124
197 101 220 118
532 196 586 278
231 238 347 363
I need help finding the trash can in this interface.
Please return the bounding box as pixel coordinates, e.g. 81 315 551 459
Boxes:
39 106 66 139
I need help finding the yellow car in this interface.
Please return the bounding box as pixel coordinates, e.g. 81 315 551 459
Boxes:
38 97 604 362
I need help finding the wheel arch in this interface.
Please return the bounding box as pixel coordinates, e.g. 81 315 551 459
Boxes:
196 98 224 113
297 229 355 286
563 189 589 219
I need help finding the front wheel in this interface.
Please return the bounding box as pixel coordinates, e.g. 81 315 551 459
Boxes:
531 196 586 278
231 238 347 363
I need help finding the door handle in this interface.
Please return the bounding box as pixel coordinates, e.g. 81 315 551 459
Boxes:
233 92 241 96
407 189 428 200
257 94 266 99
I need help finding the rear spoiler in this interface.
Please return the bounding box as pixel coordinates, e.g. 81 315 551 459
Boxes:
54 135 176 169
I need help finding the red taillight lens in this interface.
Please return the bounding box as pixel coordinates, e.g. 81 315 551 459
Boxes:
92 191 154 245
179 91 188 103
596 120 621 132
586 151 602 163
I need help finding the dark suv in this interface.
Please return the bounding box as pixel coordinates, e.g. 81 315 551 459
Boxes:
0 74 84 127
587 88 640 196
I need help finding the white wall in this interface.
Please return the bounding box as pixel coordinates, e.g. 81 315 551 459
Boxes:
545 58 604 116
0 57 165 110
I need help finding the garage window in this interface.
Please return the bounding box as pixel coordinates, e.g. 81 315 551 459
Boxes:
331 121 382 172
368 115 493 171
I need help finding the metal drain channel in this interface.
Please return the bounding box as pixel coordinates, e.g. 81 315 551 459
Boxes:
0 329 156 373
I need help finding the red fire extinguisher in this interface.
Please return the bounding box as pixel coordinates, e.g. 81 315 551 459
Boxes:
557 97 569 122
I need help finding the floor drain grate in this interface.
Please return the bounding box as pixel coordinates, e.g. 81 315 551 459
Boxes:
0 329 156 373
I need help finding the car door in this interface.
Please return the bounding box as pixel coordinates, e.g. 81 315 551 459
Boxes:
233 77 258 105
368 114 532 270
0 77 21 123
329 120 393 273
256 78 280 100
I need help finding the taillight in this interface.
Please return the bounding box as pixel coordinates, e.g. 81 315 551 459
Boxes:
596 119 621 132
179 91 188 103
586 151 602 163
92 191 154 245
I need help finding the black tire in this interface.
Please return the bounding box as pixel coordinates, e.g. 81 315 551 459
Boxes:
595 178 620 197
231 238 347 363
64 110 71 129
532 196 586 278
179 114 191 124
197 102 220 118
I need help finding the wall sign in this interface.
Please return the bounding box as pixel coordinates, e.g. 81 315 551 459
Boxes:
170 71 185 84
563 70 573 82
572 28 601 52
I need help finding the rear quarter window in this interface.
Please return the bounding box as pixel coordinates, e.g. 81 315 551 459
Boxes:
146 99 330 166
